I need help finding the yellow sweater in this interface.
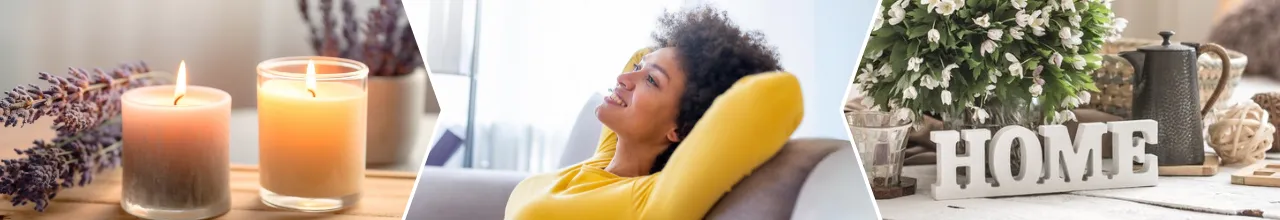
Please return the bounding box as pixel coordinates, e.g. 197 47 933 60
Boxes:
503 70 804 220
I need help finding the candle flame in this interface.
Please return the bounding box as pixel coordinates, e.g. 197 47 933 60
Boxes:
174 60 187 105
306 59 317 97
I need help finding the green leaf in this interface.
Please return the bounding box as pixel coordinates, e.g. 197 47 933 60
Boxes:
890 43 909 74
863 36 897 56
907 25 932 38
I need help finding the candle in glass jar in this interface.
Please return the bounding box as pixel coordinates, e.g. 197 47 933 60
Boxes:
121 61 231 220
256 56 367 212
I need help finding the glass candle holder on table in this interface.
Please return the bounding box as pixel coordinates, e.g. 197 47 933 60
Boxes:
121 82 232 219
256 56 368 212
846 110 915 199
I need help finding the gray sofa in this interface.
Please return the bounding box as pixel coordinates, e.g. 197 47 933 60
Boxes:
405 94 868 220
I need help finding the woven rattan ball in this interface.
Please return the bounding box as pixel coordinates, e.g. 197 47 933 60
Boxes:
1253 92 1280 152
1207 102 1275 165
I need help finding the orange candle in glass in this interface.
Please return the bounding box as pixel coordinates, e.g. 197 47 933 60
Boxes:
256 56 368 212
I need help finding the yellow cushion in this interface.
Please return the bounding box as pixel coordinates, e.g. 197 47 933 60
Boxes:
642 70 804 219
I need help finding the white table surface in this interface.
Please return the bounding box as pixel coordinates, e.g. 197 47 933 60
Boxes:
877 155 1280 220
228 109 439 172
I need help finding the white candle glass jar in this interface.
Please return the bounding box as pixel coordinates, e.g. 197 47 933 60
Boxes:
121 85 232 220
256 56 368 212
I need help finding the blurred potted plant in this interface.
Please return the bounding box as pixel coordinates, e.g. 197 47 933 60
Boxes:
300 0 425 165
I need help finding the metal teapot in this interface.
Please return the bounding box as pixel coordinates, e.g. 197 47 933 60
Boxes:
1119 31 1233 166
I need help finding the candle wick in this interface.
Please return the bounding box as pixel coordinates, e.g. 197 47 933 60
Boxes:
307 89 316 98
173 94 184 106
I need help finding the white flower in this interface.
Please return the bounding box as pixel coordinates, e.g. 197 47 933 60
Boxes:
1113 17 1129 32
1009 63 1023 77
1061 0 1076 11
1009 27 1025 40
1011 0 1028 9
888 3 906 25
974 14 991 28
861 96 876 108
941 90 953 105
971 106 991 123
989 72 999 83
1061 95 1081 107
903 86 918 100
920 0 941 6
1015 11 1033 27
920 75 940 89
928 29 941 43
893 108 913 122
1029 10 1046 27
1071 55 1087 70
907 57 924 72
1029 83 1043 96
1052 110 1077 124
1060 27 1083 49
934 0 958 16
981 40 997 56
1069 14 1082 27
860 63 875 75
986 84 996 92
876 64 893 76
1005 53 1023 77
1050 52 1064 68
988 29 1003 40
1032 26 1046 36
941 64 958 85
1077 91 1092 104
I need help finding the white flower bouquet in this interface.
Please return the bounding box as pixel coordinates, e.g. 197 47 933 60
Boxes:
856 0 1127 125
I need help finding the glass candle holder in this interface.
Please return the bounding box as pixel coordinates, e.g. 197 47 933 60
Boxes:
256 56 368 212
121 85 232 220
846 111 913 188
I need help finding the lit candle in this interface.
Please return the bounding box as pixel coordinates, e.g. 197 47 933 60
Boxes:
256 56 368 212
121 61 232 220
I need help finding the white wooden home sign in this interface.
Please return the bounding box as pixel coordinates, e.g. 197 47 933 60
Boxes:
929 120 1160 200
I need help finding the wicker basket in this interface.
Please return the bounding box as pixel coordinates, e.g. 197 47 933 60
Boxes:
1085 38 1249 118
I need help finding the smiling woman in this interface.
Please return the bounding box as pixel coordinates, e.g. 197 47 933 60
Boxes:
502 6 803 219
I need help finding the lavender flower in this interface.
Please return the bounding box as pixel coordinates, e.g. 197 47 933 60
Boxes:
0 62 161 211
299 0 424 77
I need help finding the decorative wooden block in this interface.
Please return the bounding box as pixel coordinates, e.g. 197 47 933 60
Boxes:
930 120 1160 200
1231 162 1280 187
1154 153 1219 176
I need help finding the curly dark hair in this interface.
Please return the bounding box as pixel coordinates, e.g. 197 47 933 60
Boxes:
649 6 782 173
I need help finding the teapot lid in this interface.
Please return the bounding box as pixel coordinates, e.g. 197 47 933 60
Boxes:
1137 31 1193 52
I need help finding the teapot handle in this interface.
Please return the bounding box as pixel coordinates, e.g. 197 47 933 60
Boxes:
1197 43 1232 117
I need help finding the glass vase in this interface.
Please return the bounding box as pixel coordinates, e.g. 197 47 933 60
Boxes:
846 111 913 189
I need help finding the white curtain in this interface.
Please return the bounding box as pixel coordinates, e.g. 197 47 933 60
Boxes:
468 0 684 172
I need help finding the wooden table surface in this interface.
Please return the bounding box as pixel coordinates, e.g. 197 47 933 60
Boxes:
0 110 439 219
877 154 1280 220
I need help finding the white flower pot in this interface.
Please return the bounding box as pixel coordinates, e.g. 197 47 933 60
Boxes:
366 69 427 165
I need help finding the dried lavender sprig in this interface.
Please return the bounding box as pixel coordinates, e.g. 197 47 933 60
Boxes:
340 0 360 60
299 0 324 55
298 0 424 76
0 119 123 212
0 62 163 212
1 62 159 129
320 0 342 57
